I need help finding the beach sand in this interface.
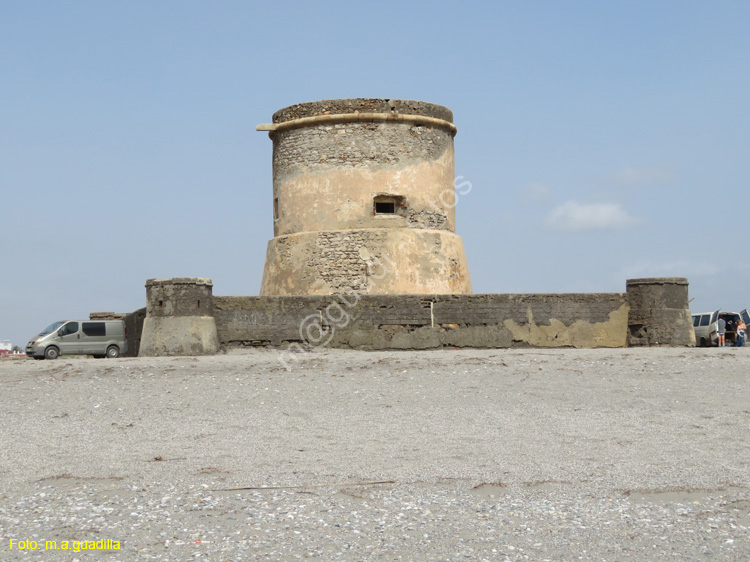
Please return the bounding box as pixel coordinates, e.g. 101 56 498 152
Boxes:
1 346 748 560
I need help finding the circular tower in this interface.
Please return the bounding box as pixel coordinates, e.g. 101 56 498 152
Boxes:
256 98 472 296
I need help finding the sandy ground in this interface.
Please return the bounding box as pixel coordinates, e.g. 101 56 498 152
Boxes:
0 346 749 561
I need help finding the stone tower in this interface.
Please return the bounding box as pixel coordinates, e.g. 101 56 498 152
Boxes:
256 98 472 296
138 278 220 356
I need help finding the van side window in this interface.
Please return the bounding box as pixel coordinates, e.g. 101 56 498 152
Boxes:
692 316 700 327
60 322 79 336
82 322 106 337
699 315 710 327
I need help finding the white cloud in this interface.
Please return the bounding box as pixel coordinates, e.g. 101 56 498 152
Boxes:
546 201 637 231
607 164 677 189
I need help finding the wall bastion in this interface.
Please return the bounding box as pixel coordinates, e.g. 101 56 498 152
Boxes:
626 277 696 346
138 278 220 357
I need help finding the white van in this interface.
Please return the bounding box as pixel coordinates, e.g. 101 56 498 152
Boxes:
26 320 128 360
692 310 719 347
692 309 749 347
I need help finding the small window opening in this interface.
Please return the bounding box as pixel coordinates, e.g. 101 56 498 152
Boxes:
159 300 163 309
375 201 395 214
197 300 201 309
273 197 279 221
373 195 404 215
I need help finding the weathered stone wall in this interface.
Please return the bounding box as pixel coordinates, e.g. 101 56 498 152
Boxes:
213 293 630 350
272 122 452 198
260 230 471 296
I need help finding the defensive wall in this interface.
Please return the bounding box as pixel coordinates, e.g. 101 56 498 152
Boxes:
132 277 696 356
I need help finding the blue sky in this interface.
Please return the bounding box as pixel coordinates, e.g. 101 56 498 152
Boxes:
2 1 749 348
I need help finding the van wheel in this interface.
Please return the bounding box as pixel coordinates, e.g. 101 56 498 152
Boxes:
44 347 60 360
106 346 120 359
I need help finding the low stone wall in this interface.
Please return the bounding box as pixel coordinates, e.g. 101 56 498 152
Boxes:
123 277 694 355
214 293 630 350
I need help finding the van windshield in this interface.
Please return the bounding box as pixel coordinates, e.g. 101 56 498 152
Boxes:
39 321 65 336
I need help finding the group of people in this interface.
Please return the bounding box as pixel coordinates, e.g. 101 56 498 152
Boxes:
717 317 746 347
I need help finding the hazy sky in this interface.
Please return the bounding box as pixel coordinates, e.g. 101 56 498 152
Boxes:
2 1 749 348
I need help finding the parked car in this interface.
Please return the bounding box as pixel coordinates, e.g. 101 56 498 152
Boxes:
26 320 127 359
692 309 749 347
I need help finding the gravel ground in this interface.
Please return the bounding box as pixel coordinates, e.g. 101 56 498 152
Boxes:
0 346 748 561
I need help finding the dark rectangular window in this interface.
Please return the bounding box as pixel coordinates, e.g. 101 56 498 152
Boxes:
375 201 395 214
373 194 405 215
699 315 710 327
82 322 106 337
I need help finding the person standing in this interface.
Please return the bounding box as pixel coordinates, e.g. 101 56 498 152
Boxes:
726 319 736 345
717 317 726 347
736 319 746 347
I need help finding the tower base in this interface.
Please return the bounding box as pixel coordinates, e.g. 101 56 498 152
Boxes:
139 316 220 356
260 229 472 296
